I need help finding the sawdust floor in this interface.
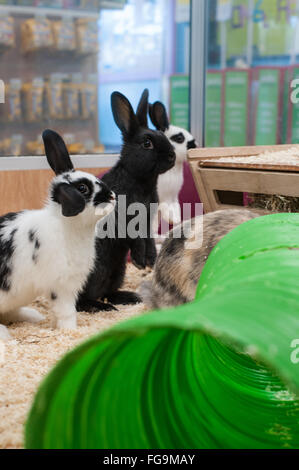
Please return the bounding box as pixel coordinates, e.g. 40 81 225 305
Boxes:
0 264 150 449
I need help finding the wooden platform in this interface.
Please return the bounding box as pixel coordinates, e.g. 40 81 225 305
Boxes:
187 145 299 213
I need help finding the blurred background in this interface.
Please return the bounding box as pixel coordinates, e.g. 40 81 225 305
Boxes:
1 0 299 156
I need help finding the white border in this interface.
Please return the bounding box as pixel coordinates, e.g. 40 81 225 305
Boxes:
0 154 119 171
190 0 207 146
0 2 125 18
0 5 99 18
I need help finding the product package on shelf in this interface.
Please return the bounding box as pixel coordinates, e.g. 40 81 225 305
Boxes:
33 1 64 7
13 1 34 5
84 138 104 154
83 138 95 153
22 77 45 122
63 133 86 154
76 18 98 55
2 79 23 122
3 1 101 9
92 143 104 153
0 134 23 157
81 74 97 119
21 17 54 53
0 3 101 158
44 74 65 120
63 74 81 119
52 18 76 52
26 135 45 156
0 16 15 52
79 0 100 10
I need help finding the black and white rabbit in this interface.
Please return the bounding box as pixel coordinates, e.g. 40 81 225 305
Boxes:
77 90 176 312
149 101 197 228
0 129 115 340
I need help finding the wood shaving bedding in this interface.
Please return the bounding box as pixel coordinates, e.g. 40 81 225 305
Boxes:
0 264 151 449
205 147 299 166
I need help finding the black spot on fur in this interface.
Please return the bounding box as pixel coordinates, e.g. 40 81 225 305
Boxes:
1 277 11 291
51 178 96 206
51 292 57 301
170 132 185 144
28 229 35 242
63 174 72 182
51 183 62 205
72 178 94 203
28 229 40 264
0 213 19 291
93 182 114 207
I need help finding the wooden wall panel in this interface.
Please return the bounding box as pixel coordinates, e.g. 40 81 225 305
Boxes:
0 168 109 214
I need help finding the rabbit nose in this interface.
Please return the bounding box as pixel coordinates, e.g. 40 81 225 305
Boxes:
187 139 197 150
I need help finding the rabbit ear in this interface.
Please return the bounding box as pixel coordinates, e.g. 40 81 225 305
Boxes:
136 88 149 128
43 129 74 175
54 183 86 217
111 92 139 138
149 101 169 132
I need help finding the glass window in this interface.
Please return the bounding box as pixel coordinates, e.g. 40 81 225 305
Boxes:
0 1 107 157
0 0 191 157
99 0 191 152
205 0 299 147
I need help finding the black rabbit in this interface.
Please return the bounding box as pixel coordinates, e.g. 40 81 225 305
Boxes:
77 90 176 312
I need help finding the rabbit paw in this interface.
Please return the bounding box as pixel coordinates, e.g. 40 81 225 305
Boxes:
145 239 157 268
131 257 146 270
4 307 45 324
146 256 156 268
19 307 45 324
170 215 182 226
161 203 181 226
146 250 157 268
0 325 11 341
56 315 77 330
131 246 146 270
76 298 117 313
106 291 142 305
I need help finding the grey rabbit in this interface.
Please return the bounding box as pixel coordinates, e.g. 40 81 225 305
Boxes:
140 209 263 309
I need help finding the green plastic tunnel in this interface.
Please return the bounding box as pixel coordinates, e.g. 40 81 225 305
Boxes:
26 213 299 449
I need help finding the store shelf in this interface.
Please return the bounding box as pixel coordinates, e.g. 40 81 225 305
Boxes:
100 1 126 8
0 5 99 19
0 154 119 171
0 0 126 18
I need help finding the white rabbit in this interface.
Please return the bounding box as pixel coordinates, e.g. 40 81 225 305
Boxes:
0 129 115 340
149 101 197 229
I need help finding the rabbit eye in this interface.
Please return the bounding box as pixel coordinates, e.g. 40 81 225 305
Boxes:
171 133 185 144
77 183 90 195
142 138 154 149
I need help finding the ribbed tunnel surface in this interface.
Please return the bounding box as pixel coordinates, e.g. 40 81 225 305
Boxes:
26 213 299 449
